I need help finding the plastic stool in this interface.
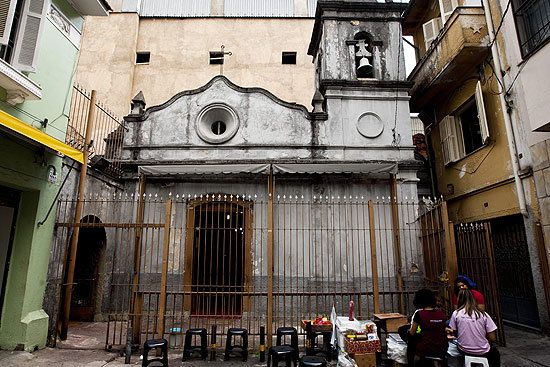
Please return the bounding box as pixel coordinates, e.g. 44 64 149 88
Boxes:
276 327 299 360
465 355 490 367
300 355 327 367
308 330 332 361
182 328 208 361
142 339 168 367
224 328 248 361
268 345 296 367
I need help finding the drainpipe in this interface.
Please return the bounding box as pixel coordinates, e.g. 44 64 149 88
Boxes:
481 0 528 216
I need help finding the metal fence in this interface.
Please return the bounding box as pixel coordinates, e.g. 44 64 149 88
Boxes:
66 84 125 177
455 222 505 344
47 192 455 350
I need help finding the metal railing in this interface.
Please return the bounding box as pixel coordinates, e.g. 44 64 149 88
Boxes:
46 191 455 350
66 84 125 177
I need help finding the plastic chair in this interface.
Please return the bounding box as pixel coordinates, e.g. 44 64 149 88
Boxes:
224 328 248 361
276 327 299 361
182 328 208 361
300 355 327 367
268 345 296 367
464 355 490 367
142 339 168 367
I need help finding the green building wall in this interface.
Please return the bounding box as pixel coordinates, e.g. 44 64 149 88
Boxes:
0 1 81 351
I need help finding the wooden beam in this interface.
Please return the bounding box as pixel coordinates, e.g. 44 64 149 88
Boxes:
267 169 274 347
390 174 404 314
368 200 380 314
131 174 146 344
60 90 97 340
157 198 172 340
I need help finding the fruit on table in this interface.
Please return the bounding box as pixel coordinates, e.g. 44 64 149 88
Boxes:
313 317 331 325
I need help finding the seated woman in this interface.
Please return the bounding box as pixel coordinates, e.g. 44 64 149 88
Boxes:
453 276 485 311
408 289 448 366
448 289 500 367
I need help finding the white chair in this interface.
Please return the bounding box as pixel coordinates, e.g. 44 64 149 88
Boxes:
464 355 490 367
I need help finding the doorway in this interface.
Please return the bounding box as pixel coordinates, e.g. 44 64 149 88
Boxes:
0 185 20 324
491 215 540 328
185 197 252 316
70 215 106 321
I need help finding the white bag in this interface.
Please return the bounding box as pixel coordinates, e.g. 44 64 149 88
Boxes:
387 335 408 364
447 339 462 357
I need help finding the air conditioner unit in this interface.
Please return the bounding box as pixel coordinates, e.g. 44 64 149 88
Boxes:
422 18 443 50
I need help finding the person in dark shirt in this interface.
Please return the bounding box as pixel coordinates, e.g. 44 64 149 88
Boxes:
408 288 448 366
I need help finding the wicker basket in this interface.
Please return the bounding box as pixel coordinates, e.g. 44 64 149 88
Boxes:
301 320 333 332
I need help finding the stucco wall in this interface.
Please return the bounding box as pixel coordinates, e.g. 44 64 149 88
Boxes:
76 15 315 118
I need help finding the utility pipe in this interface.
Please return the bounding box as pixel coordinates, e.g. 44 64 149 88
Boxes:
481 0 528 216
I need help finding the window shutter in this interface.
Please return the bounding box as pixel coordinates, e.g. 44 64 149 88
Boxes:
12 0 49 72
422 18 443 50
440 115 464 165
475 80 490 144
0 0 16 45
439 0 459 23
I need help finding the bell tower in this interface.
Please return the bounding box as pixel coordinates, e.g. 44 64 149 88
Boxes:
307 0 417 189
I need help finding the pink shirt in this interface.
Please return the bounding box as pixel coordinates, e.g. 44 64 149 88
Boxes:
449 309 497 355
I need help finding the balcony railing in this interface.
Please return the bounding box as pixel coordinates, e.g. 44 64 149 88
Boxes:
67 83 125 178
408 7 488 110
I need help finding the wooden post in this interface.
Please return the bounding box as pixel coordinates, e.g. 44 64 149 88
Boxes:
368 200 380 314
60 90 97 340
390 174 404 314
483 222 506 345
267 168 274 348
157 198 172 340
131 174 146 344
441 201 458 288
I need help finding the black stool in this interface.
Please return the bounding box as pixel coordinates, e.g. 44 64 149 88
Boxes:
300 355 327 367
268 345 297 367
224 328 248 361
142 339 168 367
276 327 299 360
309 331 332 361
182 328 208 361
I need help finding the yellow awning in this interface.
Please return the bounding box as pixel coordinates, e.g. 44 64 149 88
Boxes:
0 109 84 164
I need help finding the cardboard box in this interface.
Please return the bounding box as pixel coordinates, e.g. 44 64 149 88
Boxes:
373 313 408 332
351 353 376 367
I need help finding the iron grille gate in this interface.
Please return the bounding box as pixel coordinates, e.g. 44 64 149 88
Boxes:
46 193 453 350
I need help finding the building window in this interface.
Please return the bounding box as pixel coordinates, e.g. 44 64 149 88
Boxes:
282 51 296 64
0 0 49 72
135 52 150 64
512 0 550 57
439 81 490 165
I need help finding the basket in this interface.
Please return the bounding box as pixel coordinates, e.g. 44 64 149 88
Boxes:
301 320 333 332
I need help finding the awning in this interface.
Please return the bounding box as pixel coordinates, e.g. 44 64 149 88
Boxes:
138 162 397 176
0 110 84 163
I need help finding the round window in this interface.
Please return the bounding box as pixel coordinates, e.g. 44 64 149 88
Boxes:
211 121 227 135
196 104 239 144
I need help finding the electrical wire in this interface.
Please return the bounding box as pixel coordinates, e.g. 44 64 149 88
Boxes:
488 0 513 48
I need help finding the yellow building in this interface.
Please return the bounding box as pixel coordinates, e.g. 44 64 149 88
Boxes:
403 0 550 331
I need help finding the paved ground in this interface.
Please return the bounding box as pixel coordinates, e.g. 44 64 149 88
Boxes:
0 323 548 366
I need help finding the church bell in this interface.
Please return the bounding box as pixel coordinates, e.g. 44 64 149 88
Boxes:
357 56 372 74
